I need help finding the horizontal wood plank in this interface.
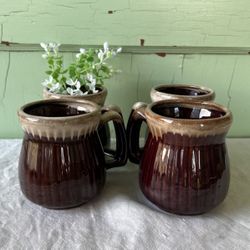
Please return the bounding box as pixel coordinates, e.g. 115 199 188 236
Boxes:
1 0 250 47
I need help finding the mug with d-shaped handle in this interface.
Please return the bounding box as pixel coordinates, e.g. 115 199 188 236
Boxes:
127 100 232 215
18 99 127 209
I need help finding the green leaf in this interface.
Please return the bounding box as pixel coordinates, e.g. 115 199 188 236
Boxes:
101 66 110 73
48 58 54 65
61 69 68 74
54 68 60 74
87 56 94 62
52 72 59 79
61 76 66 82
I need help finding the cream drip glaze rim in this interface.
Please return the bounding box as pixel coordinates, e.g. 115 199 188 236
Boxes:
18 99 101 140
151 84 215 101
145 100 232 138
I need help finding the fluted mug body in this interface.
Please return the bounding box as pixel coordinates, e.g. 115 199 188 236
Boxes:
127 100 232 215
18 99 127 209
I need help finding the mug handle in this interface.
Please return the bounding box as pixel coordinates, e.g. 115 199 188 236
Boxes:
126 102 147 164
100 105 127 169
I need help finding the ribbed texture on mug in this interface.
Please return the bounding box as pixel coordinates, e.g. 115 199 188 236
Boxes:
140 133 230 215
19 132 105 208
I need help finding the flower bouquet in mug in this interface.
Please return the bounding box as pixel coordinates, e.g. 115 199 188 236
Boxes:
40 42 122 146
40 42 122 97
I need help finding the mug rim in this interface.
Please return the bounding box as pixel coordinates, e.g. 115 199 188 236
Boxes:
18 98 101 121
144 100 232 138
151 83 215 99
146 99 232 124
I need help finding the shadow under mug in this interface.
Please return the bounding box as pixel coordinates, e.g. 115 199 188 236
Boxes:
127 100 232 215
150 84 215 102
18 99 127 209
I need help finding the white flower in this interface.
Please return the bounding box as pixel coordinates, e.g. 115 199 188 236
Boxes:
66 87 87 96
87 82 98 93
40 42 60 55
97 42 121 63
97 50 105 62
66 79 81 89
76 48 86 58
66 79 85 95
66 87 74 95
40 42 49 53
86 73 95 83
50 82 60 92
42 76 61 93
48 42 60 54
86 73 98 93
41 76 54 87
103 42 109 53
41 42 49 58
97 42 111 63
116 47 122 53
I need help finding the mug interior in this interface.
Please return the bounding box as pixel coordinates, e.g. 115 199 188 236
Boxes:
152 103 226 120
156 86 210 96
23 103 88 117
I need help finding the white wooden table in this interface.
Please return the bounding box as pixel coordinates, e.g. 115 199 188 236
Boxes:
0 139 249 250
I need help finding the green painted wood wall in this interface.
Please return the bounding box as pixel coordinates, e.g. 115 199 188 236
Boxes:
1 0 250 138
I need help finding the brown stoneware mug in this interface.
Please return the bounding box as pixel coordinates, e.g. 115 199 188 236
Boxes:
127 100 232 215
150 84 215 102
18 99 127 209
43 87 113 148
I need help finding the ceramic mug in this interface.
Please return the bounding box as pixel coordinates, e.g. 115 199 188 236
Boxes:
150 84 215 102
43 87 113 150
127 100 232 215
18 99 127 209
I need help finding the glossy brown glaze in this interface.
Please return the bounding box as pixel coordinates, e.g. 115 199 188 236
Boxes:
127 100 232 215
140 133 229 215
18 99 127 209
19 132 105 209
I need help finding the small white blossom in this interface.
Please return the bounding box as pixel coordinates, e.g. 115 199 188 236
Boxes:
40 42 49 53
66 79 85 96
41 76 53 87
48 42 60 54
76 48 86 58
40 41 122 96
66 79 81 88
50 82 60 92
86 73 95 83
87 82 98 94
103 42 109 53
40 42 60 55
97 50 105 62
97 42 111 63
42 76 60 93
66 87 74 95
86 73 98 93
66 87 87 96
116 47 122 53
97 42 120 63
